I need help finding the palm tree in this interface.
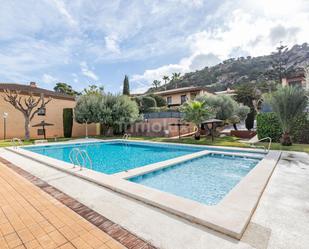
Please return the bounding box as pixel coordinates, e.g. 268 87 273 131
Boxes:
266 86 308 145
162 76 170 90
152 80 161 89
181 100 213 140
171 72 181 81
171 73 181 88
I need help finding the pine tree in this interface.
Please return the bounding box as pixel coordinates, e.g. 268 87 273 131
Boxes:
123 75 130 95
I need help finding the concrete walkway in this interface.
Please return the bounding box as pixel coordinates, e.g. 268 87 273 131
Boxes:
0 148 308 249
0 162 125 249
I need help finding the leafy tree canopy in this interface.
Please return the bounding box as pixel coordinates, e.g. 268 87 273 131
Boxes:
54 83 79 96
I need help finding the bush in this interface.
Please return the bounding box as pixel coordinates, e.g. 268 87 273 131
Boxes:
245 110 255 130
63 108 73 138
256 112 309 143
291 114 309 144
148 94 167 107
146 106 171 113
138 96 157 113
256 113 282 142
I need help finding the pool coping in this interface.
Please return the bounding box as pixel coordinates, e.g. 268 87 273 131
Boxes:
5 139 280 239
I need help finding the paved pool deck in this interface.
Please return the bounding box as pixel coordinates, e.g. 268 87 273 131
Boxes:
0 162 126 249
0 148 308 249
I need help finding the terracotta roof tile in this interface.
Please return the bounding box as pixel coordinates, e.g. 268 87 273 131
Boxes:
0 83 75 100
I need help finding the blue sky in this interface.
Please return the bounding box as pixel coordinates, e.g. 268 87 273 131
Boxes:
0 0 308 93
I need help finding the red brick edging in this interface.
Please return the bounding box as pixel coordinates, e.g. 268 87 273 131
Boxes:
0 157 156 249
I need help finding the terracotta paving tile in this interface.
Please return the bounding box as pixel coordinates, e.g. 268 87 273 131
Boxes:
58 242 76 249
48 230 67 246
17 228 35 243
0 158 157 249
24 239 41 249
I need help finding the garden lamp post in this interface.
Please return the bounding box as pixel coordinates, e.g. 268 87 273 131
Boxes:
3 112 8 140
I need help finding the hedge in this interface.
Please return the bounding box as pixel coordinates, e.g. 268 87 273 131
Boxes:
256 113 282 142
256 112 309 144
63 108 73 138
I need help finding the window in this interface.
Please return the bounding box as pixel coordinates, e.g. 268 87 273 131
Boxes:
181 95 187 104
167 96 172 105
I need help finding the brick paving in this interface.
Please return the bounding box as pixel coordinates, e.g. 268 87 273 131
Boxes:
0 159 155 249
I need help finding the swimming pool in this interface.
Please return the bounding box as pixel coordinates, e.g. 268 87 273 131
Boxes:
25 141 205 174
130 154 260 205
12 140 278 238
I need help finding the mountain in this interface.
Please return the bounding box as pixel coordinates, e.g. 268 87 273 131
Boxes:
148 43 309 93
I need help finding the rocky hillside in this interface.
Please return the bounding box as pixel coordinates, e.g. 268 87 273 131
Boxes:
149 43 309 92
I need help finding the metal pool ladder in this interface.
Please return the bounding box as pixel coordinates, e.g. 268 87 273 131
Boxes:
11 138 23 148
69 148 92 170
122 133 131 140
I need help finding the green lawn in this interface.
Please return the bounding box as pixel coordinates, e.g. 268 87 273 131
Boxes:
94 135 309 153
0 135 308 153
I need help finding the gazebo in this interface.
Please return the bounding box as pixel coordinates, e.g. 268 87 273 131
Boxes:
202 119 223 142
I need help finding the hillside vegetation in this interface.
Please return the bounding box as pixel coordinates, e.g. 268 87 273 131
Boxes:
148 43 309 92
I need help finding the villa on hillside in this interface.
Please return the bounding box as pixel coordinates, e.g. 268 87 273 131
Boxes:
281 71 308 89
152 86 212 107
0 82 96 139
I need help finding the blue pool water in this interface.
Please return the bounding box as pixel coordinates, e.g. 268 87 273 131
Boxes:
130 154 260 205
25 141 204 174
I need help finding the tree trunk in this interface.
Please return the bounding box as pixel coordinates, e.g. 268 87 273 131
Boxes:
233 123 238 130
24 116 30 140
194 126 201 140
281 132 292 146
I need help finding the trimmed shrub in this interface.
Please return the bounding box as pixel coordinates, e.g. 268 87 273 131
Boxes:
256 113 282 142
146 106 172 113
291 114 309 144
245 110 255 130
139 96 157 113
256 112 309 144
63 108 73 138
148 94 167 107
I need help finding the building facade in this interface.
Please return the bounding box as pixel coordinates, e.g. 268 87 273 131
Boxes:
0 82 97 140
152 86 212 107
281 73 307 89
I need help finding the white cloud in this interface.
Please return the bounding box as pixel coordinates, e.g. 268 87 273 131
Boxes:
0 0 308 92
105 35 121 54
131 0 309 92
50 0 77 27
80 61 99 81
42 74 58 84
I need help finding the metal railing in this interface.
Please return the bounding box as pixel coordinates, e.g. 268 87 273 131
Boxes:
122 133 131 140
69 148 92 170
11 138 23 148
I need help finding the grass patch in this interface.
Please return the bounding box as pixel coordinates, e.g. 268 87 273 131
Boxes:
94 135 309 153
0 135 308 153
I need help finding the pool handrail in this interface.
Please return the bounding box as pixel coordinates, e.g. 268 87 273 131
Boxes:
69 148 92 170
11 138 23 148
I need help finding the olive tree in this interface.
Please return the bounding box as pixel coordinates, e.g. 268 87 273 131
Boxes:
74 94 101 124
196 94 250 130
75 92 139 136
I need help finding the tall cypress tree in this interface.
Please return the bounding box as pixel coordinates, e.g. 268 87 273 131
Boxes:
123 75 130 95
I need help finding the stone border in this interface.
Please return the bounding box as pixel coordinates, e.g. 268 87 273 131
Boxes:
0 157 156 249
5 140 280 239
